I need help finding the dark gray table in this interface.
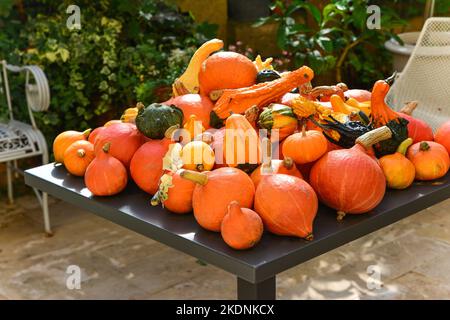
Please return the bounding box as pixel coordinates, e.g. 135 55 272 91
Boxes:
25 163 450 300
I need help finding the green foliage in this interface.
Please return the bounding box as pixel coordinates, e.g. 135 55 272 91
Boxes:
0 0 216 144
255 0 406 88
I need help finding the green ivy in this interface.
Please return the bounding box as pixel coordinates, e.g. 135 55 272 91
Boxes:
0 0 217 147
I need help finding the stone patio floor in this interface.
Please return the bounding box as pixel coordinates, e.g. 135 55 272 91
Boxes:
1 193 450 300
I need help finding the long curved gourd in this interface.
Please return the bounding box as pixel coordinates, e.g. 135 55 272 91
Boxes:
172 39 224 96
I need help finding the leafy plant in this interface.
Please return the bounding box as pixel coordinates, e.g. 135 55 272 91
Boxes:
255 0 406 88
0 0 216 146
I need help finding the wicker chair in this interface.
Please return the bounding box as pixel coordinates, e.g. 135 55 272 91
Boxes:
387 17 450 130
0 60 52 235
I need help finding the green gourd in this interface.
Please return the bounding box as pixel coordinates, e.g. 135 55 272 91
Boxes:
135 102 183 139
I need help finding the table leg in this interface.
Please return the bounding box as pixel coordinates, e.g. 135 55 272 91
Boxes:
237 276 276 300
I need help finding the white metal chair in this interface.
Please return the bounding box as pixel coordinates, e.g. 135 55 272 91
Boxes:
0 60 52 235
387 17 450 130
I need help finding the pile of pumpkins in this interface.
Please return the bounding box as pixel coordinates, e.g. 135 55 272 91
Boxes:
53 39 450 250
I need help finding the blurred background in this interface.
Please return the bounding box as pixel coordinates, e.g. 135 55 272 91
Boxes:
1 0 450 193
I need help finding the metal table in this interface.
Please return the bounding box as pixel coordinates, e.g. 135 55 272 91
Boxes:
25 163 450 300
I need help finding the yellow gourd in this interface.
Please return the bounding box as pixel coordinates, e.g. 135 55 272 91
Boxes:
330 95 370 116
346 98 371 116
183 114 205 141
172 39 224 96
181 141 215 172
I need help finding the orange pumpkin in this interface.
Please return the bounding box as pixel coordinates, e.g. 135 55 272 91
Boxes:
254 174 317 239
407 141 450 181
282 127 328 164
180 167 255 232
221 201 263 250
94 123 143 167
63 140 95 176
130 138 172 195
85 143 128 196
379 138 415 189
309 126 390 220
184 114 205 140
53 129 91 163
223 113 261 170
88 127 104 144
251 157 302 189
435 120 450 155
198 51 257 96
165 94 214 129
152 170 196 214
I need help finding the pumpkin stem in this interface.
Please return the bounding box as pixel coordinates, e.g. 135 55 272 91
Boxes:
179 169 208 185
385 71 397 86
397 138 413 155
102 142 111 153
355 126 392 150
227 201 241 216
336 211 346 222
196 164 205 172
82 128 92 139
150 192 161 206
209 89 224 101
420 141 430 151
301 121 306 137
399 101 418 116
305 233 314 241
282 157 294 169
77 149 86 158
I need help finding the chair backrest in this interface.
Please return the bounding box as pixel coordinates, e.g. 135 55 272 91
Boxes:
0 60 50 127
386 17 450 130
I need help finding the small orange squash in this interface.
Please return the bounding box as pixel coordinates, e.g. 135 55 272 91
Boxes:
310 127 390 220
85 143 128 196
282 126 328 164
130 138 172 195
184 114 205 140
407 141 450 181
53 129 91 163
254 174 318 239
180 167 255 232
434 120 450 155
151 170 196 214
379 138 415 189
223 113 261 170
221 201 263 250
63 140 95 176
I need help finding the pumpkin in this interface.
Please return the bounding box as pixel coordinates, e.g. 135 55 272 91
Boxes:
435 120 450 155
370 78 409 156
181 140 215 171
251 157 302 188
309 83 347 102
211 65 314 127
85 143 128 196
282 126 328 164
256 69 281 83
397 102 434 143
63 140 95 176
221 201 263 250
151 171 196 214
130 138 172 194
135 102 184 139
407 141 450 181
88 127 104 144
223 113 261 172
258 103 297 141
254 174 317 239
198 51 257 96
94 122 143 167
184 114 205 141
180 167 255 232
379 138 415 189
53 129 91 163
310 126 391 220
344 89 371 102
172 39 224 96
165 94 214 129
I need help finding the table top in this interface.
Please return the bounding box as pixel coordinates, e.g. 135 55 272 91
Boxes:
25 163 450 283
